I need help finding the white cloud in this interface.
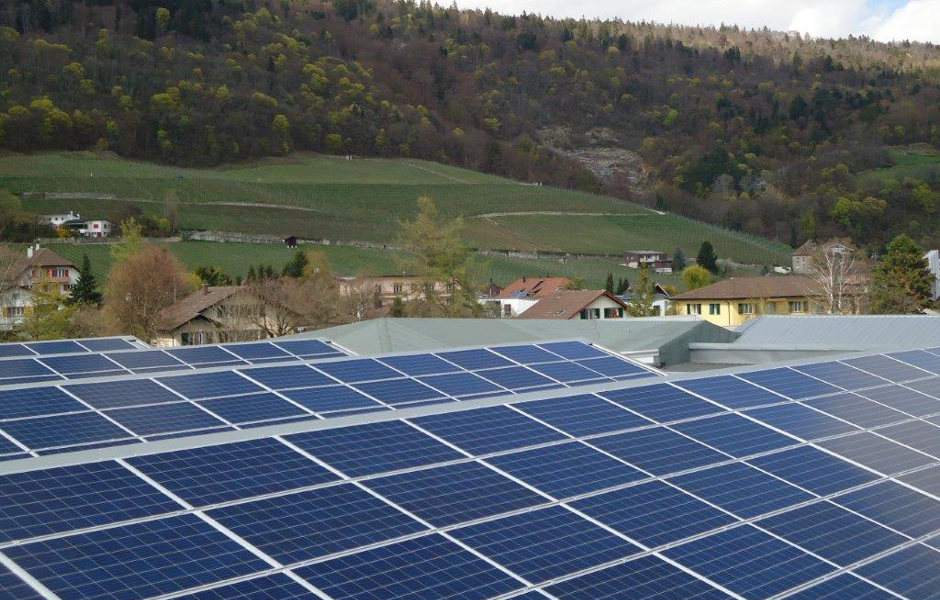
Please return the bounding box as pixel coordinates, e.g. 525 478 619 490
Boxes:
452 0 940 44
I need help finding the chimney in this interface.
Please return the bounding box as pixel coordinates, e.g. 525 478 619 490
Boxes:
522 276 526 283
202 284 209 295
26 246 33 259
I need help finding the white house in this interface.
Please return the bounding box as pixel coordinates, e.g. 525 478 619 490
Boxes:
516 290 632 320
621 283 672 317
78 220 112 238
0 245 80 330
43 211 81 228
486 277 572 318
925 249 940 301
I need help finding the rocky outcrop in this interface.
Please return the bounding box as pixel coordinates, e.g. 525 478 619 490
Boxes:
538 126 649 195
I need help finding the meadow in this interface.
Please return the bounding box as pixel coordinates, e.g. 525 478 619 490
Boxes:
856 144 940 187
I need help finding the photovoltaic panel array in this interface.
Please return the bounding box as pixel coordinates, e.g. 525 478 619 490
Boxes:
0 340 656 456
5 344 940 600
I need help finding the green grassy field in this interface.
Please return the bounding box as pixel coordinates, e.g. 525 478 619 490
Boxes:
856 144 940 186
1 151 793 265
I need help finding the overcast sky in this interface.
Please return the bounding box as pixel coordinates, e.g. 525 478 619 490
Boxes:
454 0 940 44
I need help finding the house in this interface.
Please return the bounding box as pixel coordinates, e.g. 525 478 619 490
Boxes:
335 275 450 308
284 236 298 248
672 276 828 328
43 211 81 228
621 251 672 273
154 285 298 347
516 290 631 320
925 250 940 301
621 283 672 316
79 219 112 238
792 239 854 274
488 277 571 318
0 245 80 330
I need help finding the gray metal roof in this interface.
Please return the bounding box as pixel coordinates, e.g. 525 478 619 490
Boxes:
733 315 940 351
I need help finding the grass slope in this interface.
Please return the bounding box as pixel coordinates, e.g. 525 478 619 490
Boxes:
2 152 792 265
856 145 940 186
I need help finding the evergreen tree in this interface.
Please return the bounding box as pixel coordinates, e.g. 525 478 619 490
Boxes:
282 250 309 278
68 254 102 306
246 265 257 282
672 247 687 271
389 296 405 317
626 267 656 317
869 234 934 314
696 241 719 274
616 277 630 295
604 272 614 293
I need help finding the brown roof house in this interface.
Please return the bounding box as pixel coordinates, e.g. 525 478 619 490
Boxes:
516 290 631 320
155 285 301 347
488 277 572 318
0 244 80 330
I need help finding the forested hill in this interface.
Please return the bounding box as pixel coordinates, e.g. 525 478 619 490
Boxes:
3 1 940 250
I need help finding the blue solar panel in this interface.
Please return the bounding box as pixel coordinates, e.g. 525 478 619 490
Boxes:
861 382 940 416
739 367 843 399
0 375 61 385
745 403 858 440
1 412 130 450
286 420 464 477
485 441 646 499
833 481 940 537
106 402 227 436
273 339 339 357
888 350 940 375
0 461 180 543
314 358 400 383
664 525 835 600
0 563 43 600
0 344 32 358
600 383 723 422
208 484 426 563
476 366 556 390
25 340 84 355
571 480 736 548
783 574 897 600
490 344 562 364
675 375 785 409
843 354 930 382
353 378 444 405
0 359 56 380
128 438 338 506
758 501 908 567
418 372 505 397
65 379 182 409
749 446 878 495
223 342 292 361
878 420 940 458
529 361 607 383
0 387 84 419
803 393 909 428
413 406 566 454
157 371 263 399
672 413 797 458
295 534 522 600
576 356 649 378
854 544 940 600
239 365 335 390
546 554 734 600
36 438 139 455
818 432 936 475
538 341 608 360
199 392 308 424
175 574 320 600
793 362 887 390
105 350 185 370
516 394 651 436
6 514 269 600
379 353 464 376
78 338 137 352
280 385 383 413
451 506 639 583
165 345 243 365
437 348 514 370
900 465 940 496
671 462 812 518
39 353 123 375
590 427 728 476
363 461 545 526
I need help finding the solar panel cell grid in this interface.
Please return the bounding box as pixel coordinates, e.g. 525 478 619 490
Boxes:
1 411 131 450
0 563 43 600
590 426 728 476
0 359 57 380
888 350 940 375
490 344 562 364
515 394 652 437
853 544 940 600
157 371 264 400
537 341 608 360
0 344 33 358
671 413 798 458
878 420 940 458
780 574 897 600
802 393 910 428
39 353 123 375
574 356 648 378
105 402 227 436
378 353 463 376
174 574 320 600
412 406 566 455
314 358 401 383
353 378 444 405
165 345 243 365
272 339 338 357
281 385 383 413
475 366 557 390
600 383 723 422
222 342 292 361
418 372 505 397
843 354 931 383
528 361 608 383
77 338 137 352
64 379 182 409
0 387 85 419
670 462 813 518
104 350 184 370
857 383 940 416
792 362 887 390
739 367 843 400
744 403 859 440
832 481 940 537
675 375 784 409
24 340 84 355
198 392 309 424
818 432 936 475
437 348 514 370
749 445 879 495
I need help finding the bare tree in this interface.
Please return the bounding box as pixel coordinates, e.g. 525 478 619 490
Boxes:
806 242 862 314
215 296 265 343
248 276 350 337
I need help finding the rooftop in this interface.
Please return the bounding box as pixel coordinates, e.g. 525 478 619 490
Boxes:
158 285 244 330
516 290 627 320
673 275 813 300
496 276 570 299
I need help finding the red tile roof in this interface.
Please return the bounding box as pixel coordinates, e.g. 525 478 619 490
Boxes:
673 276 814 300
497 277 571 299
516 290 628 320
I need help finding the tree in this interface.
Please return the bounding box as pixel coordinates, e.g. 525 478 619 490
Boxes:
696 241 719 274
282 250 309 278
104 245 195 342
22 277 76 340
682 265 713 290
604 272 614 293
807 242 862 314
869 234 934 314
68 254 102 306
111 217 143 262
627 267 656 317
564 277 586 290
615 277 630 295
163 190 179 231
672 248 686 271
396 197 482 317
194 266 231 286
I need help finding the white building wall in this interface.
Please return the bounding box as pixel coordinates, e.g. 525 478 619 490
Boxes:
926 250 940 301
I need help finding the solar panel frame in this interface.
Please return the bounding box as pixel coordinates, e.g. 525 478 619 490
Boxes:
739 367 844 400
589 426 729 476
411 406 567 455
601 383 724 422
515 394 652 437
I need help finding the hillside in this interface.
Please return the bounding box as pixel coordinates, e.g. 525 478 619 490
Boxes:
4 151 793 266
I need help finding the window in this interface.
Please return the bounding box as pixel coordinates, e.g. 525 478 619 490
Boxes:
738 303 755 315
708 303 721 315
765 302 777 314
687 303 702 315
502 303 512 317
789 300 809 313
180 331 211 346
604 307 624 318
2 307 24 318
393 284 403 295
580 308 601 320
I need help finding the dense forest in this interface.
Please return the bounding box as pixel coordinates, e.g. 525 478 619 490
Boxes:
2 0 940 249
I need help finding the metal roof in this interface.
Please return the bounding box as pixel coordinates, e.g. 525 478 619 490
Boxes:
733 315 940 351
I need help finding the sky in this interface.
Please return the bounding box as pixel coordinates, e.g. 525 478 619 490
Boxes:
454 0 940 44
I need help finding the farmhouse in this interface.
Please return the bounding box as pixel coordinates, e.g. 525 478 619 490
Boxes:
621 250 672 273
488 277 572 318
0 245 79 330
516 290 631 320
672 276 825 327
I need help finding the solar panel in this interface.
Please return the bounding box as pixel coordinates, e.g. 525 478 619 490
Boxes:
546 554 734 600
0 563 43 600
38 353 123 375
878 420 940 458
379 353 463 375
663 525 835 600
575 356 651 378
888 350 940 375
412 406 566 455
5 514 269 600
418 372 505 397
37 438 139 455
238 364 335 390
515 394 652 437
781 574 897 600
589 427 728 475
475 365 557 390
77 338 137 352
744 403 859 440
485 441 646 498
208 483 426 563
0 386 84 419
802 393 909 428
670 462 812 518
64 379 182 409
272 339 340 358
199 392 309 424
438 348 514 370
451 506 639 583
538 341 609 360
24 340 84 355
899 465 940 496
165 345 244 366
490 344 563 364
671 413 798 457
675 375 784 409
294 534 523 600
832 481 940 537
0 359 57 380
528 360 607 383
792 361 887 390
570 480 736 547
1 411 130 450
858 383 940 416
749 446 879 495
818 432 936 475
843 354 930 382
286 420 464 477
157 371 263 399
127 438 339 506
362 461 545 527
757 501 908 567
222 342 292 361
353 378 444 405
173 574 319 600
739 367 843 399
0 344 33 358
853 544 940 600
0 461 180 542
314 358 401 383
105 402 227 436
280 385 384 413
105 350 185 370
600 383 722 422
